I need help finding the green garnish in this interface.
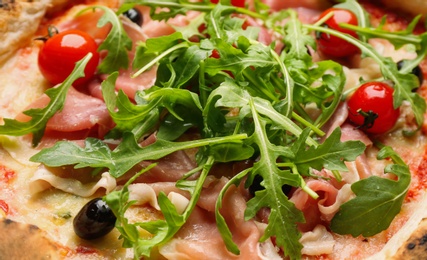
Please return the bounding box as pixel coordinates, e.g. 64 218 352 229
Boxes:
1 0 425 259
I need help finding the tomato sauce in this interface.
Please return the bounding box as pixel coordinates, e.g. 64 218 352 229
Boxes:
0 164 16 183
406 146 427 201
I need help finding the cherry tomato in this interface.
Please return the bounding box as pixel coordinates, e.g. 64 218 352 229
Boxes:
210 0 245 8
316 8 359 58
347 82 400 134
38 29 100 86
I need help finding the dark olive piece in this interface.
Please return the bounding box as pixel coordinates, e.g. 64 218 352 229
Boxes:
123 8 143 26
248 175 292 196
397 60 424 85
73 198 116 240
249 174 264 196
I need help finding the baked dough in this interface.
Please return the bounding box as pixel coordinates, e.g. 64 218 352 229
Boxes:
0 1 53 64
378 0 427 16
0 218 63 259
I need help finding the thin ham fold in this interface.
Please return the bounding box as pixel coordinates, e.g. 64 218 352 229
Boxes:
29 166 116 197
299 225 335 256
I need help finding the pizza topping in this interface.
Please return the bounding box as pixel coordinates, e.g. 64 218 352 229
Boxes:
123 8 144 26
37 28 100 87
0 1 426 259
347 81 400 134
29 168 116 197
73 197 117 240
397 59 424 86
316 8 360 57
0 200 9 216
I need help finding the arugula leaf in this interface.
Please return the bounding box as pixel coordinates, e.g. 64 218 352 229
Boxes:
244 98 305 260
101 73 203 134
204 81 320 146
79 6 133 74
330 146 411 237
291 128 365 175
106 156 215 259
30 132 247 178
0 54 92 147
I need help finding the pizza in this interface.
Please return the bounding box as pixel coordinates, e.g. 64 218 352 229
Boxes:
1 0 427 259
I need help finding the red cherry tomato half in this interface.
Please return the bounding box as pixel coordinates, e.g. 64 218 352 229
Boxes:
210 0 245 7
347 82 400 134
316 8 359 58
38 29 100 86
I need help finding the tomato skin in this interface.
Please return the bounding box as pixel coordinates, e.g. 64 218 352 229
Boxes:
316 8 359 58
347 82 400 134
210 0 245 7
38 30 100 86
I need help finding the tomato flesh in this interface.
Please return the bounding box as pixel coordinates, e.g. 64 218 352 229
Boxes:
347 82 400 134
316 8 359 58
38 29 100 86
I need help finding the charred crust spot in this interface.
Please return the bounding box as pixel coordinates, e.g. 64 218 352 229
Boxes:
419 234 427 246
0 0 16 11
28 224 40 232
407 242 416 250
3 218 13 225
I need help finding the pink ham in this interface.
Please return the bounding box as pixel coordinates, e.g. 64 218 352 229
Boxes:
289 178 339 232
17 86 112 143
159 177 264 259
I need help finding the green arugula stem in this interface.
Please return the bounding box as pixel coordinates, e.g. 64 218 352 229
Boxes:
242 69 279 101
311 11 334 27
132 41 189 78
277 162 319 199
340 23 422 46
291 112 324 137
270 49 293 117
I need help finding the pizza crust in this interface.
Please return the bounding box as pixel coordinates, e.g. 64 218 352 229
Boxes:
378 0 427 16
392 217 427 259
0 0 51 64
0 218 64 259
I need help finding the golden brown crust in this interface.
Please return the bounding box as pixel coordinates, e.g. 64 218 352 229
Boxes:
0 218 64 259
392 218 427 259
378 0 427 16
0 0 51 64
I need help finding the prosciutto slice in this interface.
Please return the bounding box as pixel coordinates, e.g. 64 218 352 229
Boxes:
159 178 264 260
16 86 112 142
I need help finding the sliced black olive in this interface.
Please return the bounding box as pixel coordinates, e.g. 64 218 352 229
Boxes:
249 174 263 196
397 60 424 86
123 8 143 27
248 175 292 196
73 198 116 240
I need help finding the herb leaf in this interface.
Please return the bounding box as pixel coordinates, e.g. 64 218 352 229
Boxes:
101 73 203 134
0 54 92 147
79 5 133 73
244 99 305 260
330 146 411 237
292 128 365 175
30 132 247 178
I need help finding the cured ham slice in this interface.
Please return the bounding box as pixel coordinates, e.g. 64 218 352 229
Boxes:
300 225 335 256
30 167 116 197
17 87 112 136
159 179 264 260
289 178 339 232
